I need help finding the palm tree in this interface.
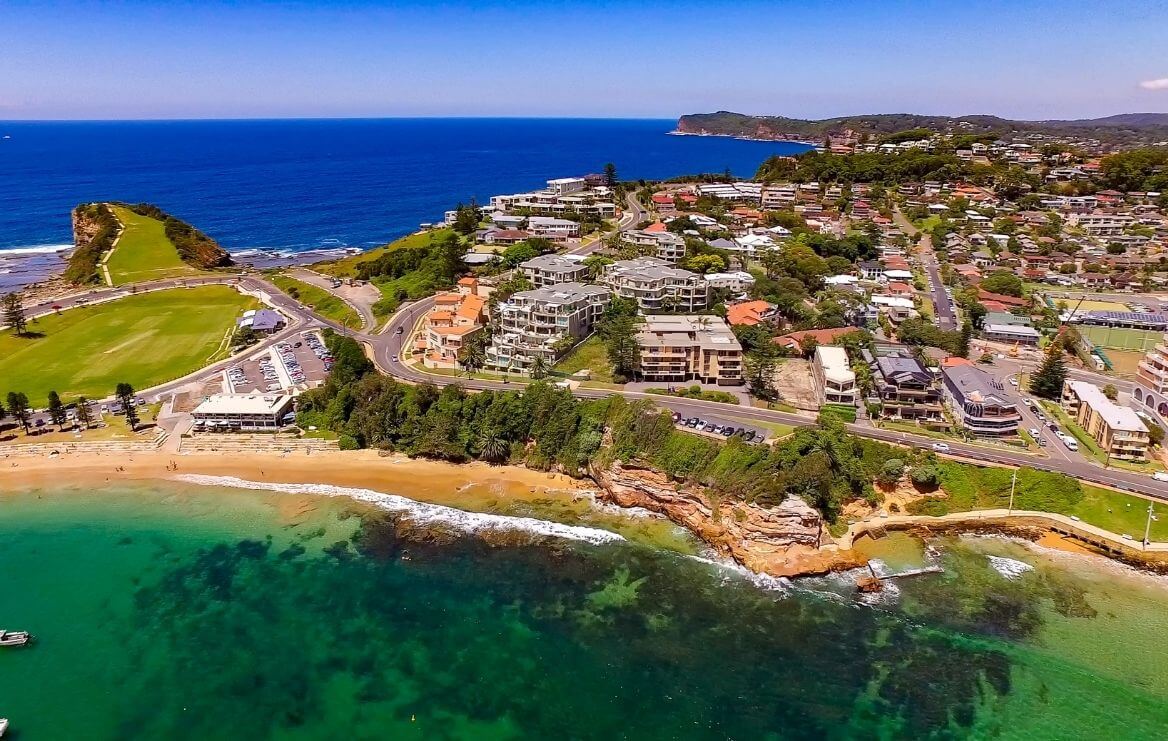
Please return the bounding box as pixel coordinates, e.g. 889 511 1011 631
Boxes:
529 355 549 380
478 432 510 462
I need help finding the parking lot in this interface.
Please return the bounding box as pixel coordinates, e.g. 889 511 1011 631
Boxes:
224 331 333 394
671 412 770 444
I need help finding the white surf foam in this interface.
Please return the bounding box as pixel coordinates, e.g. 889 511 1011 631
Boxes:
173 474 625 545
0 244 72 255
685 553 791 592
987 555 1034 579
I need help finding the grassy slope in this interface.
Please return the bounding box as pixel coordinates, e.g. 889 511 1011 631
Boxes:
552 336 614 383
314 229 453 278
911 462 1168 541
0 286 255 405
269 274 359 328
106 206 206 285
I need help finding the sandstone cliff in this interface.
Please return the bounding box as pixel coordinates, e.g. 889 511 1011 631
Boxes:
590 460 864 577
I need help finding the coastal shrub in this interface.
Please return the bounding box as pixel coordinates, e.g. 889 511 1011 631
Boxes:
910 464 941 489
878 459 905 486
66 203 119 284
338 434 360 450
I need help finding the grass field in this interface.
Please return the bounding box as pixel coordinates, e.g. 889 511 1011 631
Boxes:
316 229 454 278
1077 324 1163 351
269 274 360 328
106 206 204 285
0 286 255 405
552 336 614 383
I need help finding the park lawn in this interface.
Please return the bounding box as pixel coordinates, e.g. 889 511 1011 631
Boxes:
106 206 204 285
270 274 360 328
1070 485 1168 541
553 335 614 383
316 228 454 278
0 286 255 406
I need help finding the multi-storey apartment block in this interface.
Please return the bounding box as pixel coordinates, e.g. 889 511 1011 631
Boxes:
600 257 709 312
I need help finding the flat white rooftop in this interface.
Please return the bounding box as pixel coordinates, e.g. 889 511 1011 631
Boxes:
193 394 294 416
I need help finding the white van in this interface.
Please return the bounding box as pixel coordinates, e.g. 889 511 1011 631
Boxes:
1062 435 1078 452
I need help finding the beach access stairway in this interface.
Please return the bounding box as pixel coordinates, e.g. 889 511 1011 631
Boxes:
178 433 338 455
0 431 168 458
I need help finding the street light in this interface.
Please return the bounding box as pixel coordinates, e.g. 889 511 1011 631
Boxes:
1144 501 1156 548
1008 467 1018 515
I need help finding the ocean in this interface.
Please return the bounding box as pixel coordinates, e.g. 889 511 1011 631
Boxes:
3 480 1168 740
0 118 808 256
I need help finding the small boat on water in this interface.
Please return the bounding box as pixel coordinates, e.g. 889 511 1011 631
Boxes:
0 717 8 736
0 630 31 647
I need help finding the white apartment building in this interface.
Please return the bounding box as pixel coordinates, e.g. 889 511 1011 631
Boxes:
1067 212 1135 237
1062 380 1150 461
624 229 687 263
695 182 763 203
545 177 587 196
525 216 581 240
761 184 797 209
813 345 857 405
520 253 589 288
636 315 744 385
600 257 709 312
485 283 610 374
703 271 756 292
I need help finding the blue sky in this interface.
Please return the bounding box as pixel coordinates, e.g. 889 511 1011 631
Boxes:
1 0 1166 120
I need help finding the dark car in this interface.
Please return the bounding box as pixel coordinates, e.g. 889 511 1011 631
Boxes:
671 412 681 423
686 418 699 428
743 431 757 442
721 427 735 437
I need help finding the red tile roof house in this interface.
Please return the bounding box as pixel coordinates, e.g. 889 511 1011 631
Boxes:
774 327 860 352
726 300 777 327
977 289 1027 308
885 281 913 297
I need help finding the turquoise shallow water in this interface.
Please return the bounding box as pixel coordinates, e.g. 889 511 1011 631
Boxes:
2 482 1168 739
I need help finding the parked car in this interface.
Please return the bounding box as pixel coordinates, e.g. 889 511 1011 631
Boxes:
1028 427 1040 437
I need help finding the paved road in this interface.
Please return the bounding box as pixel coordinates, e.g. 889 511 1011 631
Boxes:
366 299 1168 500
893 207 956 330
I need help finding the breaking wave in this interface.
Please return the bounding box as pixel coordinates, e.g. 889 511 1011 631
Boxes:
173 474 625 545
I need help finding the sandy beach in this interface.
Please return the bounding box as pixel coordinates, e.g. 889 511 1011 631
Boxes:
0 449 591 512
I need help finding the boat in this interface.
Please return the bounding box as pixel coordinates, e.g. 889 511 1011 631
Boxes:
0 630 31 647
0 717 8 736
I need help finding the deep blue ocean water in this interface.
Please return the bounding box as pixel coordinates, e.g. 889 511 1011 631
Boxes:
0 118 808 253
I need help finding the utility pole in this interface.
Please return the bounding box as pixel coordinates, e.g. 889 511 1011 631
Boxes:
1144 501 1155 548
1008 467 1018 515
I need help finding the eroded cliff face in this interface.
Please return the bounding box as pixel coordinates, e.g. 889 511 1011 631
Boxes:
590 460 863 577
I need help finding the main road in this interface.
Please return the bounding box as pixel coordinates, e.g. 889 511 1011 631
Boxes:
364 299 1168 501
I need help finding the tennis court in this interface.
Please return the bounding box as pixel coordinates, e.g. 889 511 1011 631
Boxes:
1077 324 1164 351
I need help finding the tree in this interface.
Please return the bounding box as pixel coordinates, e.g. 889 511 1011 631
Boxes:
910 464 940 489
1148 424 1165 448
529 355 549 380
603 163 618 188
115 382 140 431
797 334 819 359
458 333 487 375
451 203 480 236
1028 349 1067 400
680 253 726 274
3 293 28 336
1102 383 1119 401
979 270 1023 297
878 458 905 486
743 351 778 401
75 396 93 429
47 390 66 429
5 391 31 434
582 254 613 279
957 320 973 359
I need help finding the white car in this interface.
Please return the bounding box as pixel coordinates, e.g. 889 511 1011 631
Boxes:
931 442 950 452
1153 472 1168 483
1009 378 1018 387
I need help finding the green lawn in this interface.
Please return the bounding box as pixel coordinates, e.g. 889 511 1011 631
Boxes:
316 229 454 278
106 206 204 285
269 274 360 328
0 286 255 405
552 335 614 383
